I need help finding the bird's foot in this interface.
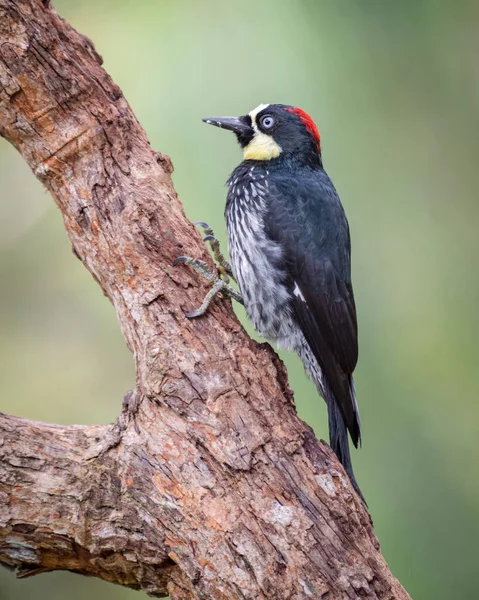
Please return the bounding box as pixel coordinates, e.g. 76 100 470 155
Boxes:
174 225 243 318
194 221 235 283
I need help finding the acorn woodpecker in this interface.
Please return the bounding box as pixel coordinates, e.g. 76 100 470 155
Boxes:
175 104 365 503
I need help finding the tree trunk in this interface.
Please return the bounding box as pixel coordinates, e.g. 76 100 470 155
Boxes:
0 1 411 598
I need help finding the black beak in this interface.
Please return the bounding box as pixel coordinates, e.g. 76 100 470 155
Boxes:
202 115 252 137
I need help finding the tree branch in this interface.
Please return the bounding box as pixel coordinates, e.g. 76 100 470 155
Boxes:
0 1 411 598
0 406 175 596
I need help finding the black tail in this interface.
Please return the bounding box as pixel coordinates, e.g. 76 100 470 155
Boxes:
327 393 367 506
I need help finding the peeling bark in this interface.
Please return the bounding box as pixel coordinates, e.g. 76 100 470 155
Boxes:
0 1 411 599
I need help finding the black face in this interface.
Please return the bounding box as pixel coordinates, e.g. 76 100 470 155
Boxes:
253 104 320 157
203 104 322 164
234 115 255 148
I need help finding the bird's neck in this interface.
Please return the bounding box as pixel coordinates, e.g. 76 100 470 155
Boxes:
238 152 322 175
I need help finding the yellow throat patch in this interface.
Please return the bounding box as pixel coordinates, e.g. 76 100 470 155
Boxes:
243 103 282 161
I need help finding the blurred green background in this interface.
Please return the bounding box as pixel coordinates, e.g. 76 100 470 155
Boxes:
1 0 478 598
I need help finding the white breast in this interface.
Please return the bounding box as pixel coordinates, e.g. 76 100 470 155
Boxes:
226 177 292 341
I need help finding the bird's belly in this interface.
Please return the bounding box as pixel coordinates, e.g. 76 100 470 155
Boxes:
227 211 294 343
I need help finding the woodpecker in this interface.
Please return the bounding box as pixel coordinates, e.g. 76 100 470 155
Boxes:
175 104 364 503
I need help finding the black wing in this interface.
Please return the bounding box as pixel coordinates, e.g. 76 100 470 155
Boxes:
264 171 360 445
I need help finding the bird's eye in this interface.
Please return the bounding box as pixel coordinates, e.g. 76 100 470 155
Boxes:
260 115 275 129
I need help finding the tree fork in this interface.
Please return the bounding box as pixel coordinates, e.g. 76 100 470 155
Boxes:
0 1 410 598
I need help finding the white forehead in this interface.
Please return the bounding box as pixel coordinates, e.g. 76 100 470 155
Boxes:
249 103 270 124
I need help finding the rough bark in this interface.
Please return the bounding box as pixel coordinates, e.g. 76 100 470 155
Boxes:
0 1 411 599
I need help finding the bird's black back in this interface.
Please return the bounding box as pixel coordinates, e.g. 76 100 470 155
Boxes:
228 157 360 447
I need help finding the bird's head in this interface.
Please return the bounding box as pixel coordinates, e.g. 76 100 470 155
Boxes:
203 103 322 165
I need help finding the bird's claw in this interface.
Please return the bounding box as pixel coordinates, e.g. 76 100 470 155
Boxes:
174 226 242 318
173 255 194 266
194 221 214 236
192 222 234 281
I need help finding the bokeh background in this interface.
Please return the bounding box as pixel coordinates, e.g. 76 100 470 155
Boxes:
1 0 478 598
